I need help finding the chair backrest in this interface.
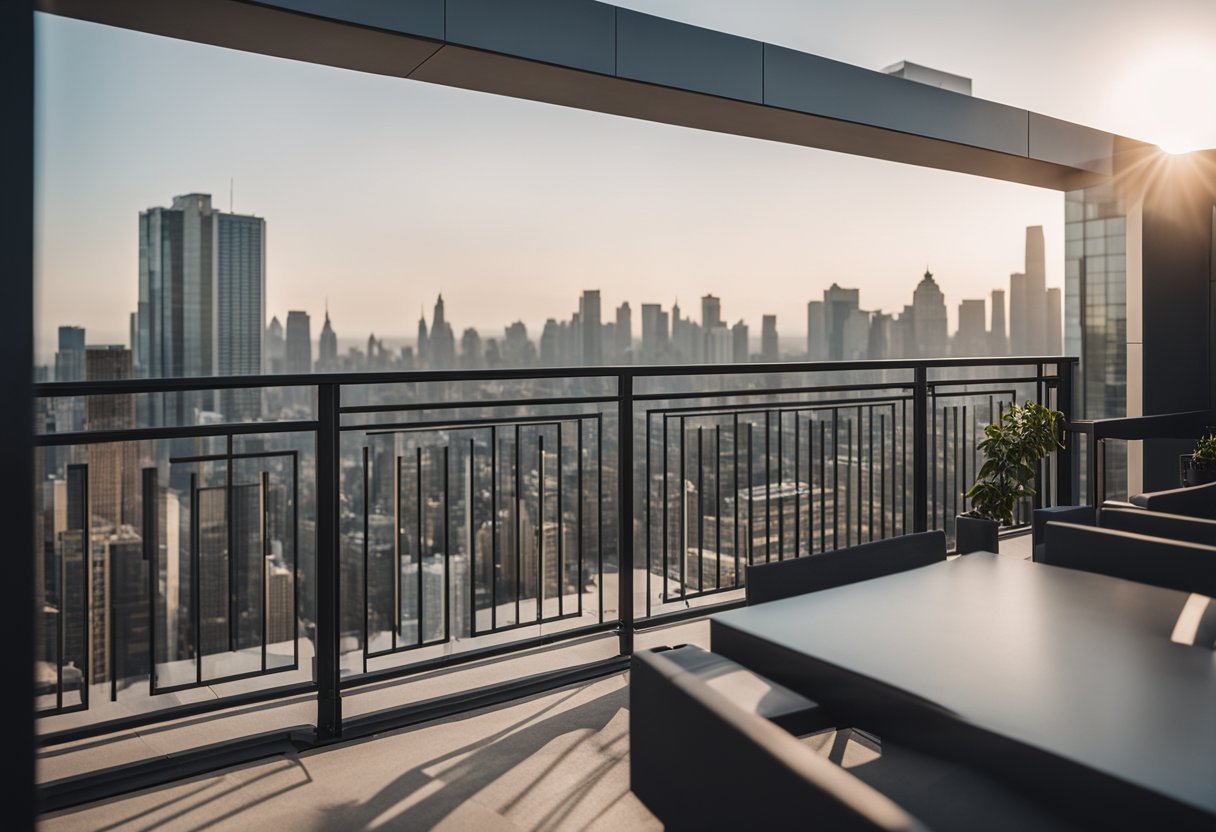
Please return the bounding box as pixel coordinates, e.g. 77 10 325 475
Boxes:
1129 479 1216 520
746 531 947 605
1099 507 1216 546
630 648 927 832
1040 521 1216 597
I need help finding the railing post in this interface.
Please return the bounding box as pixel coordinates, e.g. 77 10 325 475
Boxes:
1056 360 1075 506
912 366 929 533
315 382 342 740
617 371 634 656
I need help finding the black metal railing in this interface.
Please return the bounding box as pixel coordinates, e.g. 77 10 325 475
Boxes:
32 356 1076 748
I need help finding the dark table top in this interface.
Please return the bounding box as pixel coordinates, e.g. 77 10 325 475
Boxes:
711 553 1216 821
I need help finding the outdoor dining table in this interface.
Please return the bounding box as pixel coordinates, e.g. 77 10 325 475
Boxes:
710 552 1216 829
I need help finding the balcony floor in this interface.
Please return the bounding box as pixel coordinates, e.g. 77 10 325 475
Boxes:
40 535 1034 831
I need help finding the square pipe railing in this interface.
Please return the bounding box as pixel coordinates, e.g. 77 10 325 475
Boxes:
31 356 1076 752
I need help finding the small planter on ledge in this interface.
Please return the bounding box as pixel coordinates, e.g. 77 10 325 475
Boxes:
961 401 1064 556
1182 433 1216 486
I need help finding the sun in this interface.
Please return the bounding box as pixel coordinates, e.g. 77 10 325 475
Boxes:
1111 43 1216 154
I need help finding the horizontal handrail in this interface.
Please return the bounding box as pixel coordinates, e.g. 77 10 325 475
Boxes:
34 355 1078 397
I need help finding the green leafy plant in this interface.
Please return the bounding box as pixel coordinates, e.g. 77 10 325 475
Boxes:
964 401 1064 525
1194 432 1216 462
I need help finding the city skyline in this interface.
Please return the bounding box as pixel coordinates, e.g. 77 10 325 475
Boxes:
44 217 1060 387
43 185 1066 376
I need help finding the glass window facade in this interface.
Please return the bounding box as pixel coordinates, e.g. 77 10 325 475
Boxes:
1065 184 1128 498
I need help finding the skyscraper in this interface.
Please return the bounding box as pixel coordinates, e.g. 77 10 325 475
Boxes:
317 306 338 372
55 326 85 382
134 193 265 421
955 299 988 357
911 270 948 357
989 289 1008 355
761 315 778 362
640 303 668 363
579 290 602 365
1046 287 1062 355
842 309 871 360
53 326 86 437
539 319 560 366
428 294 456 369
701 294 722 331
85 346 136 528
284 311 312 374
461 327 483 369
1010 225 1048 355
731 320 749 363
824 284 861 361
706 325 733 363
1065 183 1128 496
806 301 828 360
265 316 285 374
615 302 632 363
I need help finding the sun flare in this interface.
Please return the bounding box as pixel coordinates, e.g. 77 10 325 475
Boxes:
1113 43 1216 154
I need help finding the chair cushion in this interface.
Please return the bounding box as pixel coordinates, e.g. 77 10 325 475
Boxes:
660 644 832 735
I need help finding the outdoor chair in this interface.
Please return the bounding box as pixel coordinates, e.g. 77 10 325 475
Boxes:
745 530 947 607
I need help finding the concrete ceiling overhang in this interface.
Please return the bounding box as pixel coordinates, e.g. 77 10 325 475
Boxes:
38 0 1156 190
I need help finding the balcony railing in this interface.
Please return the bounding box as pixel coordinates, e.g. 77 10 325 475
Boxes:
32 356 1078 768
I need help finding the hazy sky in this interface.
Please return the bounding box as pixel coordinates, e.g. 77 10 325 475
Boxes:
33 1 1216 361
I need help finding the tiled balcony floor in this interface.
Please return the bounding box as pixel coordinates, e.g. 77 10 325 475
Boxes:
40 535 1034 831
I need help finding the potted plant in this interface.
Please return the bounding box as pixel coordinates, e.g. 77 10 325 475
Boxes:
959 401 1064 554
1182 432 1216 487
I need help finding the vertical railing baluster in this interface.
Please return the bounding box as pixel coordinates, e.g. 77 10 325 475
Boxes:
315 382 342 740
616 374 634 654
913 367 929 534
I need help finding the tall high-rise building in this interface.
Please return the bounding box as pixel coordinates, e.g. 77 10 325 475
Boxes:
640 303 668 362
1046 287 1062 355
806 301 828 360
824 284 861 361
955 299 988 357
502 321 534 366
615 302 632 363
317 306 338 372
539 319 560 366
701 294 722 331
85 346 136 528
284 311 312 374
842 309 871 360
706 325 733 363
989 289 1008 355
134 193 265 421
761 315 779 362
461 327 483 369
416 312 429 367
1065 183 1128 496
265 316 285 374
911 270 948 357
868 312 893 359
53 326 87 437
1010 226 1048 355
55 326 86 382
579 290 602 365
428 295 456 369
731 320 749 363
